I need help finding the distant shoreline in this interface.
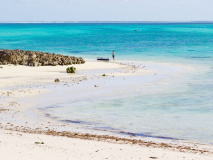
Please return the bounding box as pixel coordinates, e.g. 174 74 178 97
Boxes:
1 21 213 24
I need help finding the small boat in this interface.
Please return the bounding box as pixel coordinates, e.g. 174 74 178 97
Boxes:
135 29 141 31
97 57 109 61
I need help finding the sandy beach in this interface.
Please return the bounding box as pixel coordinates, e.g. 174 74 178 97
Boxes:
0 61 213 160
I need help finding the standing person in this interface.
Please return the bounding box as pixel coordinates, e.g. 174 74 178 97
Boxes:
112 51 115 60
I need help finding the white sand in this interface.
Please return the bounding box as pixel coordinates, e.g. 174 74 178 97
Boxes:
0 128 212 160
0 61 212 160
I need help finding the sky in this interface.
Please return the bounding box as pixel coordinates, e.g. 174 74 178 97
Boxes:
1 0 213 22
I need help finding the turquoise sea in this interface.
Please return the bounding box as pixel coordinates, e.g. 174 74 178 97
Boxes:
0 23 213 144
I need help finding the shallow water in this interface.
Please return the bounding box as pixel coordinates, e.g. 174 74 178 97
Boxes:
42 61 213 144
0 23 213 144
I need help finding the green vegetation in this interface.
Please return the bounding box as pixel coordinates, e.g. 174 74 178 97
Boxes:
66 66 76 73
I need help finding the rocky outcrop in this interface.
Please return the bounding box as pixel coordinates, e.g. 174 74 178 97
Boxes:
0 49 85 66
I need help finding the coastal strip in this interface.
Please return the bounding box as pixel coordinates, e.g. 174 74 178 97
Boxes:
0 50 212 160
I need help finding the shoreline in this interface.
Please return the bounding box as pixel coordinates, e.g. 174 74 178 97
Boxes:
1 128 212 160
0 60 213 159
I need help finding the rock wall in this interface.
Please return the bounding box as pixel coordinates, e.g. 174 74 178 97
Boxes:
0 49 85 66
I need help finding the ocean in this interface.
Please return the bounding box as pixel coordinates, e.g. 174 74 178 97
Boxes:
0 23 213 144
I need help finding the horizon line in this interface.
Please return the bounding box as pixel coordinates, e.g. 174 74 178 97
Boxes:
1 21 213 24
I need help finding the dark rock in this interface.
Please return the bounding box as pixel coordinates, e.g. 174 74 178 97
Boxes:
15 61 19 66
20 60 27 65
55 78 60 82
3 61 7 65
0 49 85 67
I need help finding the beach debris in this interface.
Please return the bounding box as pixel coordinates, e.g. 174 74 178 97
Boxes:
102 74 107 76
0 108 9 112
149 157 158 159
94 85 99 87
0 49 85 66
35 142 45 144
2 124 210 155
55 78 60 82
0 66 3 68
66 66 76 73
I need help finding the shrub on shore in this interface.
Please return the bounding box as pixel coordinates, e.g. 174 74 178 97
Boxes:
66 66 76 73
55 78 60 82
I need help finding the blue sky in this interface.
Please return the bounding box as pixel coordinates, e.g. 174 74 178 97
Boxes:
1 0 213 22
